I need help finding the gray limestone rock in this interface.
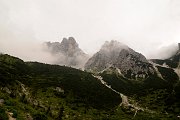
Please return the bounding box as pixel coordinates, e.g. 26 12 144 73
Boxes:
85 40 155 79
45 37 89 69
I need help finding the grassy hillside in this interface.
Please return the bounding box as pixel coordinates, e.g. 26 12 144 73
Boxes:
0 54 180 119
0 54 122 119
100 68 180 119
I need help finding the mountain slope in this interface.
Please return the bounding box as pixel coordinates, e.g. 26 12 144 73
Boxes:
0 54 121 119
85 40 155 79
1 41 180 119
1 53 180 119
84 41 180 119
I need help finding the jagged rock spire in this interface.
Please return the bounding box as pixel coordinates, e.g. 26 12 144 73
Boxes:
44 37 89 68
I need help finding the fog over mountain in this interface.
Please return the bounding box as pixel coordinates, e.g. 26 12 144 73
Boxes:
0 0 180 63
148 43 179 59
44 37 89 68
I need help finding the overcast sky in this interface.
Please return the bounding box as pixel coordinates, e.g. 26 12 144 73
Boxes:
0 0 180 61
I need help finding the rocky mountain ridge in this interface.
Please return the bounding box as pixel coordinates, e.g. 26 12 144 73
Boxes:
45 37 179 81
45 37 89 68
85 40 155 79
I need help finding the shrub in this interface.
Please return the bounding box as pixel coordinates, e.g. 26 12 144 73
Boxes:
0 108 8 120
33 113 47 120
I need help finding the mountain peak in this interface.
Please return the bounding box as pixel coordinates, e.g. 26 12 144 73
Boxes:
100 40 129 54
102 40 127 48
61 37 77 44
44 37 89 68
85 40 154 79
68 37 76 42
101 40 128 50
61 37 78 49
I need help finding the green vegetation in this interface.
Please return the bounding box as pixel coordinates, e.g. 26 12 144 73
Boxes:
100 67 180 119
0 107 8 120
0 54 121 119
157 66 179 84
100 72 144 95
151 59 178 68
0 54 180 119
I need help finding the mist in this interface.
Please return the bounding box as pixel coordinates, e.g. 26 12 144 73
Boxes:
43 39 90 69
0 0 180 64
0 4 56 64
49 52 89 69
147 43 179 59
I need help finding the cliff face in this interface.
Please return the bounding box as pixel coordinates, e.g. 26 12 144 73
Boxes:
45 37 89 68
85 40 155 79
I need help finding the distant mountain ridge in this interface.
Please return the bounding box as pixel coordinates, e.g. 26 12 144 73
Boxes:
45 37 89 68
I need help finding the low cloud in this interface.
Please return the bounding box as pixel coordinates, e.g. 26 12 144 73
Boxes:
43 41 90 69
147 43 179 59
0 0 180 64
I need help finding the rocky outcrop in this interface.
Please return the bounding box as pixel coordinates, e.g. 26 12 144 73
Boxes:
85 40 155 79
45 37 89 69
